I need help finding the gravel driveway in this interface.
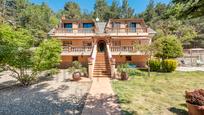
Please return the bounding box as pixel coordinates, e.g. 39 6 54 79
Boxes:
0 70 92 115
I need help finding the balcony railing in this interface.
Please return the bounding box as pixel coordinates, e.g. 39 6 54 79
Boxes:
106 27 147 34
55 28 95 34
111 46 134 52
63 46 92 52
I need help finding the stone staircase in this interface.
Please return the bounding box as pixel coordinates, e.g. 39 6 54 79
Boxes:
93 52 111 77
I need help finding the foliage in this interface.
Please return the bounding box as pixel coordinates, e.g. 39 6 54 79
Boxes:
120 0 134 18
171 0 204 18
162 59 178 72
117 63 129 73
16 74 36 86
185 89 204 106
117 63 144 76
0 25 61 86
153 35 183 60
93 0 109 21
32 39 62 72
63 1 81 19
149 59 161 72
68 61 87 75
153 17 197 43
0 0 58 46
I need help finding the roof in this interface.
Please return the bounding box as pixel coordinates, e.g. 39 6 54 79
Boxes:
96 22 106 34
147 28 156 34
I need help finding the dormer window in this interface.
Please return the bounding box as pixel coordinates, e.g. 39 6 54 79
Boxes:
64 23 73 33
129 22 136 32
64 23 72 28
83 23 94 28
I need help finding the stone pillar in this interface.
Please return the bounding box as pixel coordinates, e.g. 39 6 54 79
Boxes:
88 58 94 79
111 58 116 78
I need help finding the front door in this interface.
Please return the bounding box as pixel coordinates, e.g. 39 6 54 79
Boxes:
97 40 106 52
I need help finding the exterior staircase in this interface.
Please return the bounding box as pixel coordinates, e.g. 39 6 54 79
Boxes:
93 52 111 77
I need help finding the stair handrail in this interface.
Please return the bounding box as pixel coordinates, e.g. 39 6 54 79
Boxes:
88 44 97 78
106 44 116 78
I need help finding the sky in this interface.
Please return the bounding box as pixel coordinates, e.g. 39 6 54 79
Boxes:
31 0 171 14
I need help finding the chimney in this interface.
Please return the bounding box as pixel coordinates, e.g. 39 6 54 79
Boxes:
61 15 66 20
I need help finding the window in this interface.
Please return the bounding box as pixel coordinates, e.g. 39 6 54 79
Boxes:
126 56 132 61
83 23 94 28
129 22 136 32
64 23 72 28
63 41 72 46
112 41 121 46
73 56 78 61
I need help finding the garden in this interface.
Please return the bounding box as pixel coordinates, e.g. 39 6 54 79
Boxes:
112 70 204 115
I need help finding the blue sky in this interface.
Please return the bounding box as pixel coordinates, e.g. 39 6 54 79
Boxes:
31 0 171 14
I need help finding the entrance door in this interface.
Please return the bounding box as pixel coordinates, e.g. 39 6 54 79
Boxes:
97 40 106 52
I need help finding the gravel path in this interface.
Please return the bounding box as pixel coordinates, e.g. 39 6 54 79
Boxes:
0 70 92 115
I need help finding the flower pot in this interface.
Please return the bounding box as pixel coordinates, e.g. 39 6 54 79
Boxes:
121 72 129 80
187 102 204 115
72 72 81 81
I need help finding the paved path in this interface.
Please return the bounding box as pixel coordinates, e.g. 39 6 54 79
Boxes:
82 77 121 115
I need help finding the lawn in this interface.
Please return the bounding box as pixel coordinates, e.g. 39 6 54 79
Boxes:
112 71 204 115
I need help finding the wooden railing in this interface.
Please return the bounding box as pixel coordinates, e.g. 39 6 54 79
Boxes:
106 27 147 34
63 46 92 52
56 28 95 33
111 46 134 52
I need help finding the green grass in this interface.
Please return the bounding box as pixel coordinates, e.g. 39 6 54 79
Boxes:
112 71 204 115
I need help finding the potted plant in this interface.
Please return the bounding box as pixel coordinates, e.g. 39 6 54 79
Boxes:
68 61 87 81
117 63 129 80
185 89 204 115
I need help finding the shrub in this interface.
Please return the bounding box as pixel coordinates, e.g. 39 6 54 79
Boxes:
117 63 144 76
162 59 177 72
125 68 144 76
185 89 204 106
149 59 161 72
17 74 36 86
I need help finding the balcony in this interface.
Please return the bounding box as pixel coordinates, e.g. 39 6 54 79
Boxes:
110 46 146 55
106 27 148 36
61 46 93 56
52 28 96 36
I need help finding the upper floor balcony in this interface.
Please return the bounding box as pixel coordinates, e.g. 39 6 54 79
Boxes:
53 27 96 36
61 46 93 56
105 27 148 36
110 45 146 55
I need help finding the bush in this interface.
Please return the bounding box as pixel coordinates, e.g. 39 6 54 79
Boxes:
117 63 144 76
149 59 161 72
162 59 177 72
185 89 204 106
17 75 36 86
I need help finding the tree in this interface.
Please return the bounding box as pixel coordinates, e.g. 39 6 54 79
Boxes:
20 3 58 46
153 17 197 43
93 0 109 21
63 1 81 19
121 0 134 18
107 0 120 19
139 0 155 23
153 35 183 60
32 39 62 75
172 0 204 18
0 24 62 86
